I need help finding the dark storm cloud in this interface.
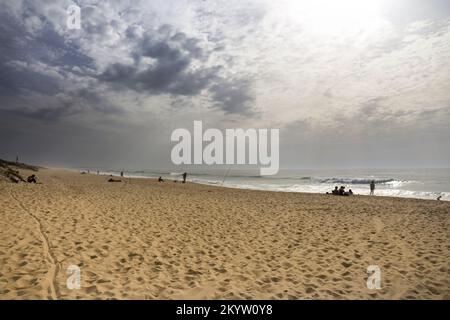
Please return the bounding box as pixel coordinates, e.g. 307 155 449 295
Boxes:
209 78 254 115
0 88 123 122
139 26 204 60
0 63 60 95
101 60 217 97
99 30 215 96
0 4 98 122
0 6 94 71
100 25 255 114
0 2 255 125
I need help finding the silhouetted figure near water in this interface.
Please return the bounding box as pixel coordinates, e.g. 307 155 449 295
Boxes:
27 174 37 183
120 171 124 177
16 156 19 163
370 180 375 195
331 186 339 195
437 196 442 201
158 176 164 182
182 172 187 183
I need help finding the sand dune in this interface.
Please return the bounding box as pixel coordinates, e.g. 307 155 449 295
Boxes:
0 168 449 299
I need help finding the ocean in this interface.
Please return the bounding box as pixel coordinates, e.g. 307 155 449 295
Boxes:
87 167 450 201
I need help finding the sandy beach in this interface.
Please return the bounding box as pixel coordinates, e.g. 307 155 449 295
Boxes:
0 167 449 300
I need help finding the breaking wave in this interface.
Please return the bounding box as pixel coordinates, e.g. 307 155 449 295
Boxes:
316 178 398 185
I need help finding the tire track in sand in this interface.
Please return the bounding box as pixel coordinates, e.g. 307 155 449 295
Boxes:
9 185 60 300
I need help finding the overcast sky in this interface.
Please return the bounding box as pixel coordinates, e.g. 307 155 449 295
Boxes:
0 0 449 170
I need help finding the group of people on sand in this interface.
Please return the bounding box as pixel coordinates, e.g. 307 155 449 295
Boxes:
329 186 353 196
327 180 377 196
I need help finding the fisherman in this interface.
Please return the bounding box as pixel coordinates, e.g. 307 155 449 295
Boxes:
370 180 375 195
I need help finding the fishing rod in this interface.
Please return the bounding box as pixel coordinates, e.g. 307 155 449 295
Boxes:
221 167 231 186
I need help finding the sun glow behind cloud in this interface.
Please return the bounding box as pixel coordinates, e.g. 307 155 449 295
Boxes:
282 0 389 36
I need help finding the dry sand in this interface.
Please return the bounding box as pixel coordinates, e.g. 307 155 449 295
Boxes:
0 168 449 299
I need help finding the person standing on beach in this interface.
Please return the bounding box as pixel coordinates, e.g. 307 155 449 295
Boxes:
370 180 375 195
182 172 187 183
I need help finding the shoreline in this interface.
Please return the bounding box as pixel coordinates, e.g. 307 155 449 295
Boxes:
68 167 449 203
1 167 449 299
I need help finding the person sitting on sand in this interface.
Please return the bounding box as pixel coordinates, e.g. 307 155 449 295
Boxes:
332 186 339 195
343 188 352 196
158 176 164 182
370 180 375 195
108 178 121 182
339 186 345 195
27 174 37 183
